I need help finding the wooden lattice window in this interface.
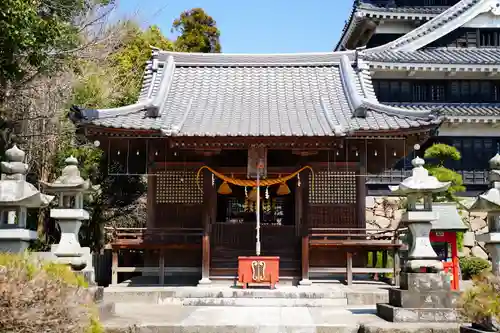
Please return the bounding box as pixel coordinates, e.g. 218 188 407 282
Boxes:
155 171 203 204
308 171 356 204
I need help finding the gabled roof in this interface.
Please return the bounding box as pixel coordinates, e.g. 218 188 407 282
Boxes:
364 0 495 53
70 50 441 137
335 0 445 51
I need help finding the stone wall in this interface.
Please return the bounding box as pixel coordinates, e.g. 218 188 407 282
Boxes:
366 196 489 259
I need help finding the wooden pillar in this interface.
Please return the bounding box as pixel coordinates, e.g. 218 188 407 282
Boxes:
299 165 312 286
356 142 367 228
199 166 213 285
111 249 118 285
346 252 353 285
159 249 165 285
450 232 459 290
147 141 159 228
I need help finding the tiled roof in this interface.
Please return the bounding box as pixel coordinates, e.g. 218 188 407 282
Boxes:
387 102 500 118
362 48 500 65
71 51 440 137
359 2 447 14
418 203 468 231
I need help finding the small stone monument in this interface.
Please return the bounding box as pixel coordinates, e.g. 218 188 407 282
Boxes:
40 156 94 278
377 155 461 322
0 145 54 252
469 153 500 276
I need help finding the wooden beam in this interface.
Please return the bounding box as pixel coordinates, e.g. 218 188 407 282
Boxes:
194 149 221 156
292 149 319 156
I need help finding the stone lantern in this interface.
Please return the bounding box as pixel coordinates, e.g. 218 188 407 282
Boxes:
389 156 450 273
40 156 91 270
377 155 460 323
469 153 500 276
0 145 54 252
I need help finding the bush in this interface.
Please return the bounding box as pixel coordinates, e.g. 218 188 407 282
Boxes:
0 253 103 333
459 272 500 331
459 256 491 280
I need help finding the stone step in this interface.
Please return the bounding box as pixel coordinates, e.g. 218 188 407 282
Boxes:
159 297 348 307
104 286 347 304
104 323 361 333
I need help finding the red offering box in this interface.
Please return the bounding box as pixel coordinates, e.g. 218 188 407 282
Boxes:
238 256 279 289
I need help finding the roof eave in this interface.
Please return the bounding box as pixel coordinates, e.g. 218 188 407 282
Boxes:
69 55 176 125
365 59 500 71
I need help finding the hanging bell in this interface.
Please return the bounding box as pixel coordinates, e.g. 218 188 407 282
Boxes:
277 182 291 196
247 187 258 201
217 181 232 195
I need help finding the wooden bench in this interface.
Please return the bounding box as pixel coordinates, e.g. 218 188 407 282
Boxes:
304 228 402 285
106 227 203 285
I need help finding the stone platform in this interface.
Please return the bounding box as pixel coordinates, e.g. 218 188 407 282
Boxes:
102 304 462 333
99 279 468 331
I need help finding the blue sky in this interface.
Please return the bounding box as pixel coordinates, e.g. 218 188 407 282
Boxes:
115 0 353 53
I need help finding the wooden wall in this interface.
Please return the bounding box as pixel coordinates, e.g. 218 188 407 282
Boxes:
149 164 204 267
305 163 366 268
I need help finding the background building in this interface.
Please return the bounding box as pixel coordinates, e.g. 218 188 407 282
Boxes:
337 0 500 196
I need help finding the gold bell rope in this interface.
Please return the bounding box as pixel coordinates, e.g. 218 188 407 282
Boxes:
196 165 314 193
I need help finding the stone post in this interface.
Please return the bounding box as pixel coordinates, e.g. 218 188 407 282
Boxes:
40 156 94 279
0 145 54 252
377 155 461 323
469 153 500 276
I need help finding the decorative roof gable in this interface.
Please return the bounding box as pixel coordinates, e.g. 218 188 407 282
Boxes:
365 0 500 53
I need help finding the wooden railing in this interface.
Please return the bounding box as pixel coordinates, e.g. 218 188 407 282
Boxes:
105 227 203 248
104 227 204 285
303 227 402 285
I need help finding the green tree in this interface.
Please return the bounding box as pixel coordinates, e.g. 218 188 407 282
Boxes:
62 21 173 250
108 23 174 106
172 8 221 53
424 143 466 202
0 0 112 106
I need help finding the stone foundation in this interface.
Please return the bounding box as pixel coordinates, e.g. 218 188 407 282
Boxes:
377 273 461 323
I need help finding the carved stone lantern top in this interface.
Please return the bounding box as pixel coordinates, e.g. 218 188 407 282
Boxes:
389 156 450 197
0 145 54 207
470 153 500 213
40 156 90 193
